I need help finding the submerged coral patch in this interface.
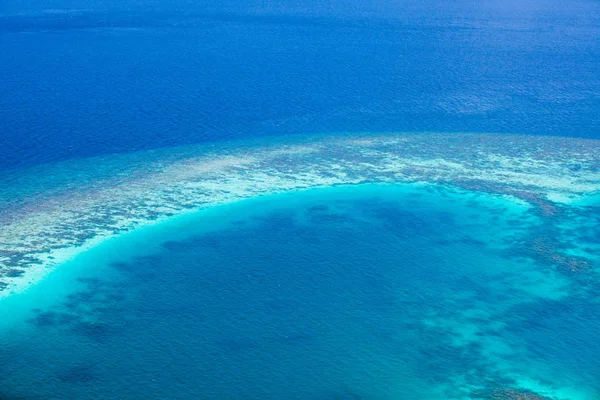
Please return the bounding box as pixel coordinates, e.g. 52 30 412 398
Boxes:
0 133 598 297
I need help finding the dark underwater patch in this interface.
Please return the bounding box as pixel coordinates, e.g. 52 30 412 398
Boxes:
4 269 24 278
70 321 119 343
28 311 60 328
56 364 98 385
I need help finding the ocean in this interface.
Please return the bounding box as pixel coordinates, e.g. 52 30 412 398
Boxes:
1 0 600 170
1 1 599 399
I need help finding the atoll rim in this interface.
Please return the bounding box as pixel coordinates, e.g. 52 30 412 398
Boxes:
0 132 599 399
1 132 599 297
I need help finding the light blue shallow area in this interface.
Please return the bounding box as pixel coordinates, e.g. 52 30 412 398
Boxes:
0 184 598 399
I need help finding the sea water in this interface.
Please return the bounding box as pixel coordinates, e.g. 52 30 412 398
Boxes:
2 0 600 171
1 184 597 399
1 0 600 398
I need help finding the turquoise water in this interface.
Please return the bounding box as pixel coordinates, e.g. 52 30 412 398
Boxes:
1 184 597 399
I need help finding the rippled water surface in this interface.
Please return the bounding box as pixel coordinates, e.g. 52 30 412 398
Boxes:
1 0 600 399
2 185 598 399
1 0 600 170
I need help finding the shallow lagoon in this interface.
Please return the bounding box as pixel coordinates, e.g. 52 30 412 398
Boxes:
1 183 599 399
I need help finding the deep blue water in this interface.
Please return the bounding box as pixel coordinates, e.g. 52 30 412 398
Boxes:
4 184 596 399
1 0 599 170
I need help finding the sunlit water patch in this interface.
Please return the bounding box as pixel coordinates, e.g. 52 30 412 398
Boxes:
1 184 598 399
